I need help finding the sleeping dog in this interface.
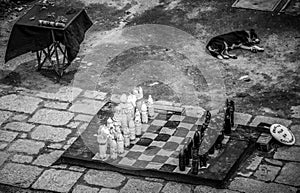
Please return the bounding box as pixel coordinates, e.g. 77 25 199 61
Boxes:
206 29 264 59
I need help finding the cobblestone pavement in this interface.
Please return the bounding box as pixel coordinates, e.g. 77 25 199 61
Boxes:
0 84 299 193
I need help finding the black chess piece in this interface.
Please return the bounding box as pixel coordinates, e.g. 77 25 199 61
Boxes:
191 155 199 175
204 110 211 125
215 131 224 149
200 153 208 168
187 138 193 160
179 149 185 171
229 100 235 127
224 107 231 134
193 129 201 148
183 145 190 166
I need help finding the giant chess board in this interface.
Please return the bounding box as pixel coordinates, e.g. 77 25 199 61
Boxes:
57 102 257 187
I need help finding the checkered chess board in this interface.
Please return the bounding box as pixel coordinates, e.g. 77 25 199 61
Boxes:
59 102 251 185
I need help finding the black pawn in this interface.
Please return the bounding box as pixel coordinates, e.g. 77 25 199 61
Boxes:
179 149 185 171
224 107 231 134
229 100 235 127
205 110 211 125
191 155 199 175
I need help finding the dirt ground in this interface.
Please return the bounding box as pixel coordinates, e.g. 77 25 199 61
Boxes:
0 0 299 119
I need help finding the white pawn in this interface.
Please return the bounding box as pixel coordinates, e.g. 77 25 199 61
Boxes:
110 137 118 159
135 109 142 136
96 125 109 160
126 101 135 121
141 102 148 124
107 117 114 129
113 105 122 123
123 126 130 147
120 112 128 130
116 126 124 154
128 119 136 141
147 95 155 119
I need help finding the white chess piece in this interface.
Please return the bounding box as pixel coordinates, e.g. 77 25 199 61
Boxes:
110 136 118 159
128 119 136 141
138 86 143 99
123 126 130 147
141 102 148 123
107 117 114 129
135 109 142 136
127 93 137 107
147 95 155 119
126 101 135 121
96 125 109 159
113 105 122 123
115 126 124 154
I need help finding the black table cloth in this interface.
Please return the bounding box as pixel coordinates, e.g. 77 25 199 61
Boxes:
5 4 93 63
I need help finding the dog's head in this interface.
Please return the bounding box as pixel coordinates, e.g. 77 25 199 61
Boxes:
248 29 260 44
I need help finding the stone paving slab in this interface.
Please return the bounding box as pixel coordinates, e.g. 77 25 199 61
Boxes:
250 115 292 127
234 112 252 126
33 150 64 167
69 99 106 115
0 130 18 142
44 101 70 110
290 125 300 146
194 185 240 193
30 125 72 142
253 164 281 182
0 94 42 114
229 177 297 193
0 163 43 188
11 154 33 164
84 170 126 188
29 109 74 126
161 182 192 193
72 184 99 193
8 139 45 154
11 114 29 121
0 110 12 126
0 151 10 166
36 87 82 102
273 146 300 162
275 162 300 186
4 122 35 132
119 179 163 193
32 169 82 192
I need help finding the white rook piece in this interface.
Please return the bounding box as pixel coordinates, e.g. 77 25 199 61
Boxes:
96 125 109 159
141 102 148 124
123 126 130 147
147 95 155 119
135 109 142 136
128 119 136 141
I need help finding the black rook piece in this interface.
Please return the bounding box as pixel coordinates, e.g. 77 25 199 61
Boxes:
229 100 235 127
183 145 190 166
179 149 186 171
224 107 231 134
191 155 199 174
